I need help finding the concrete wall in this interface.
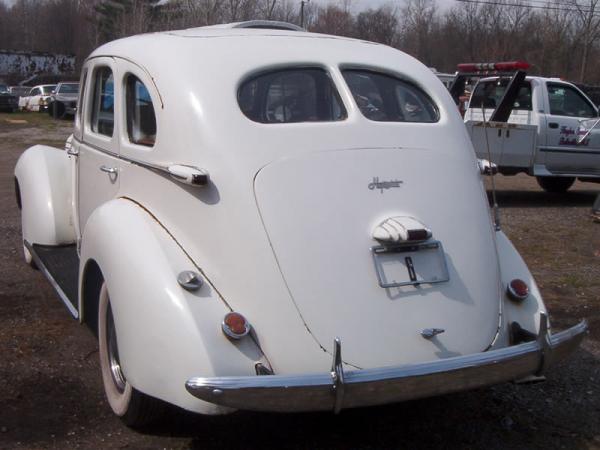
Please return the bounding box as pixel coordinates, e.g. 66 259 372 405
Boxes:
0 50 75 77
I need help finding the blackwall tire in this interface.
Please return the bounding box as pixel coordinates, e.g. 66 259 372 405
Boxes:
536 176 575 193
98 282 165 427
55 102 66 119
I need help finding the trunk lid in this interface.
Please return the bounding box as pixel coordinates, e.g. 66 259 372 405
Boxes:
254 147 501 369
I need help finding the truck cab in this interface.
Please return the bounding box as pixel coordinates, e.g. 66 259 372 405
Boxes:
462 62 600 192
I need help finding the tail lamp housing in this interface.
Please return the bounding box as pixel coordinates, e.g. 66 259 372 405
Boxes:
222 312 251 340
507 279 529 302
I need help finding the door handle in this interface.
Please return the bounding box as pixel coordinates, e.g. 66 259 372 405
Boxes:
100 165 118 175
549 122 559 129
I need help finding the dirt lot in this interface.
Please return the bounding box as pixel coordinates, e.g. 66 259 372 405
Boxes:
0 112 599 450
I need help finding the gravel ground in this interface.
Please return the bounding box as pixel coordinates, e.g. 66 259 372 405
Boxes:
0 113 598 450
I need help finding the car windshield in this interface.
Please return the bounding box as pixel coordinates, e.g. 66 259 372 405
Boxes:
0 84 8 93
41 85 57 95
58 83 79 94
342 70 439 122
470 79 532 111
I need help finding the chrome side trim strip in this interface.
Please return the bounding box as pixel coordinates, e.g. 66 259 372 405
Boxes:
185 320 587 413
24 241 79 319
72 135 172 176
539 147 600 155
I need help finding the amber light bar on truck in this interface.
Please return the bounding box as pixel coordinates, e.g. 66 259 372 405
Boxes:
457 61 531 73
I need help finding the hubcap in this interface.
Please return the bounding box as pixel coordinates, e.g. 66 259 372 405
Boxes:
106 303 127 393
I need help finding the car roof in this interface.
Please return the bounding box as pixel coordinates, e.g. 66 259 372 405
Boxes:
89 26 376 63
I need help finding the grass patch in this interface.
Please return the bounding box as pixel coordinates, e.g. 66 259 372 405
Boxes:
0 111 72 130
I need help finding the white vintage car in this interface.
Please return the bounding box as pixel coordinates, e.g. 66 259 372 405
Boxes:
19 84 56 112
14 21 587 426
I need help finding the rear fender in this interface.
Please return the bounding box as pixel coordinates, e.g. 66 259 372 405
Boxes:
496 230 547 346
79 198 264 414
14 145 75 245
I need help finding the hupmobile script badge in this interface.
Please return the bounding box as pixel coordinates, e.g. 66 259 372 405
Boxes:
368 177 403 193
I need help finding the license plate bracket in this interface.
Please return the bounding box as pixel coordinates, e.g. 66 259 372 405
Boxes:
371 241 449 288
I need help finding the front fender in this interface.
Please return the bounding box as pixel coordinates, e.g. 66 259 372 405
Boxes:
79 198 265 414
14 145 75 245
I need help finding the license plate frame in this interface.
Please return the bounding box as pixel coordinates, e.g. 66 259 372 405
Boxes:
370 241 450 288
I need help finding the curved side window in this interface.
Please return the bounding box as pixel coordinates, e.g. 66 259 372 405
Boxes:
342 69 439 123
77 69 87 125
125 75 156 147
238 68 346 123
91 67 114 137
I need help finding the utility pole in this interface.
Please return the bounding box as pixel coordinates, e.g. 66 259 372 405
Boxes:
300 0 310 28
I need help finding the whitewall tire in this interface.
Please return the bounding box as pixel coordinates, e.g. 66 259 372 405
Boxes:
98 282 164 426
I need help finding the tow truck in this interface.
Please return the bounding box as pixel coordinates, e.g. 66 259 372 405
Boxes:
454 61 600 192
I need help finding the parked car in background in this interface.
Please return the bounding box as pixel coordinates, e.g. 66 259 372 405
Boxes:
48 82 80 119
21 84 56 112
0 83 18 112
14 22 587 427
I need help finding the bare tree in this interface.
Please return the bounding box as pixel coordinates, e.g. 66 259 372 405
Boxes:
355 5 398 46
401 0 437 64
569 0 600 81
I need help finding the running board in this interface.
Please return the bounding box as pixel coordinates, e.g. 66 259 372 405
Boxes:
25 241 79 319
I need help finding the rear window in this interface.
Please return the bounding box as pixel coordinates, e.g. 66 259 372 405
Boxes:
470 79 532 111
238 68 346 123
342 69 439 122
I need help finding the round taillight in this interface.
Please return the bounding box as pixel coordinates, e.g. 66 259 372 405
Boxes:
222 312 250 339
507 279 529 302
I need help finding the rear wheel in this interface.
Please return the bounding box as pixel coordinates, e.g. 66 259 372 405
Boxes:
536 176 575 193
98 282 165 427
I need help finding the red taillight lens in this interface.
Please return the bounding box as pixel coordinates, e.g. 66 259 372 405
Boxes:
507 279 529 302
222 312 250 339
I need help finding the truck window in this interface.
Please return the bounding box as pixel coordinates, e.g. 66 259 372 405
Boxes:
91 67 114 137
125 75 156 147
470 79 532 111
238 68 346 123
547 83 596 118
342 69 439 122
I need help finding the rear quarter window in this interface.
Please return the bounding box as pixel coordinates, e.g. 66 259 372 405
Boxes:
342 69 439 122
238 68 346 123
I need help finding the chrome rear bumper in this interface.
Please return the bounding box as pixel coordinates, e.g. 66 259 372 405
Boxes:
186 318 587 413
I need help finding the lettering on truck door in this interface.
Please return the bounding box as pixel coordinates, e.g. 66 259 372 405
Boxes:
542 82 600 176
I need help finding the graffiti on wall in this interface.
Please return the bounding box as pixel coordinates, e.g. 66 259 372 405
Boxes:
0 50 75 77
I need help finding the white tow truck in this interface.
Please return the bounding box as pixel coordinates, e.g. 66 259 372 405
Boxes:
456 61 600 192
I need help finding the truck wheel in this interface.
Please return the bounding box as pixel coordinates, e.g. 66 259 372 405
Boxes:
98 282 165 427
536 176 575 193
55 102 65 119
